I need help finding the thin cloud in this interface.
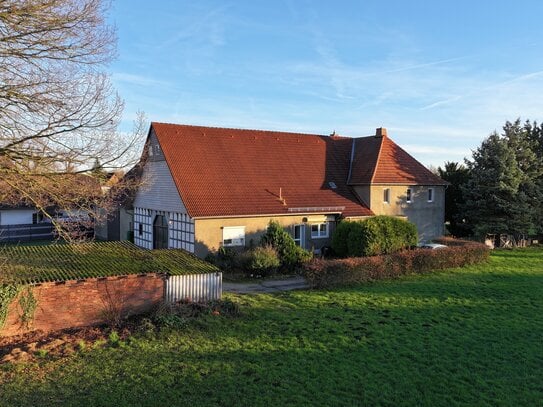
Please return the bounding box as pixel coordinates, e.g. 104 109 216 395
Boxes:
112 73 170 87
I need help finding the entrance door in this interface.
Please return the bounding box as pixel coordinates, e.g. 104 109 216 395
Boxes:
153 215 169 249
293 224 305 248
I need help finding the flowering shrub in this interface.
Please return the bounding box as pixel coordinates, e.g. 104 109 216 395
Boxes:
303 239 489 288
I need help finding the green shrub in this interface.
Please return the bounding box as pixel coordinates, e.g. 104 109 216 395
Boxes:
108 331 121 347
240 246 280 276
260 221 312 270
331 221 348 257
206 246 239 272
331 216 418 257
303 239 489 288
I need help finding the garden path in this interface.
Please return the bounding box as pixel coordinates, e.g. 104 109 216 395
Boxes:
223 276 308 294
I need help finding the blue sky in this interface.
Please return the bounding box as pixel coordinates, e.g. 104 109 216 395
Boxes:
110 0 543 167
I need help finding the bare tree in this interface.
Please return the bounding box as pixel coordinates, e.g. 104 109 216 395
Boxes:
0 1 144 239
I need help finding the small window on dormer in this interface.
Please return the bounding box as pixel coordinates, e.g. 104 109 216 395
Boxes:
154 144 161 155
328 181 337 189
148 145 153 156
406 188 412 203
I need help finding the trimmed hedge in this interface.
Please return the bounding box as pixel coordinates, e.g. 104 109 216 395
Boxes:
304 239 489 288
331 216 418 257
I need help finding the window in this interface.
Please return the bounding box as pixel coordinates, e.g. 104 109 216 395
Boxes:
383 188 390 204
222 226 245 247
428 188 434 202
406 188 412 203
293 224 305 248
32 212 44 224
311 223 328 239
138 223 143 236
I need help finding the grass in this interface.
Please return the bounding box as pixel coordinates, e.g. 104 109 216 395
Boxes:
1 247 542 406
0 241 218 284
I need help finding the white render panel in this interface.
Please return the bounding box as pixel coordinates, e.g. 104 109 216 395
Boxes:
133 159 187 213
0 209 35 226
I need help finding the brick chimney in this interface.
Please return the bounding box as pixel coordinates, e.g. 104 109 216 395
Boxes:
376 127 387 137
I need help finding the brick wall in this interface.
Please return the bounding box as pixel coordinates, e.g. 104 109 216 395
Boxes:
1 274 165 337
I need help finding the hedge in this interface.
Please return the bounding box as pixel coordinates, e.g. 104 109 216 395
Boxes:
332 216 418 257
303 238 489 288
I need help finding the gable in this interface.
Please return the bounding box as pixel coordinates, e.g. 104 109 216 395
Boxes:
133 130 187 213
349 134 448 186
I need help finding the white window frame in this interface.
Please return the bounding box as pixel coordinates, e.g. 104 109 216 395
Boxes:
222 226 245 247
292 224 305 248
428 188 434 203
406 188 412 203
383 188 390 204
310 223 328 239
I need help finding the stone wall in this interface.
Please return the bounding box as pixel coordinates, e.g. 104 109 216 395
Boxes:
1 274 165 337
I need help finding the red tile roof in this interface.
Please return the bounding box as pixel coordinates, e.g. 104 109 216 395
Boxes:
150 123 446 218
349 134 448 186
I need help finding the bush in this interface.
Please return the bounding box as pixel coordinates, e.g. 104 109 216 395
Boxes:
260 221 312 270
331 221 350 257
304 239 489 288
331 216 418 257
205 246 239 272
239 246 281 276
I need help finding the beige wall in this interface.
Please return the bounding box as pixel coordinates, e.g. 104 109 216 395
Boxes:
194 214 337 257
353 184 446 241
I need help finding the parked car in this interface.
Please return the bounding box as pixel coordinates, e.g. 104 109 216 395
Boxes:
417 243 447 250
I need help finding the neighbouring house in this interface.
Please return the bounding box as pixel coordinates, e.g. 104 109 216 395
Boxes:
0 173 100 242
0 203 54 242
132 123 448 257
95 170 139 242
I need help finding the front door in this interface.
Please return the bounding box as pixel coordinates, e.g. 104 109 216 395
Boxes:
293 224 305 249
153 215 169 249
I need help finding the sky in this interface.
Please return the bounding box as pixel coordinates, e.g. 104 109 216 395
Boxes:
109 0 543 167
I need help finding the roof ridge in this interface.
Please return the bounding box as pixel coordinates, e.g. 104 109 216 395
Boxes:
152 121 335 138
369 135 385 184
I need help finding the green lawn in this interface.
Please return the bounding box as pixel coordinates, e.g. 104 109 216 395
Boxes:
1 248 542 406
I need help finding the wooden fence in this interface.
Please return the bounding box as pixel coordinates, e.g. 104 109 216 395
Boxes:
0 223 54 243
165 273 222 303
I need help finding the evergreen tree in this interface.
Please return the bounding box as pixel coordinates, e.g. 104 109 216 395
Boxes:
437 161 471 236
462 120 543 238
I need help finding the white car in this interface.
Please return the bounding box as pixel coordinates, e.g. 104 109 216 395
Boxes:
417 243 447 250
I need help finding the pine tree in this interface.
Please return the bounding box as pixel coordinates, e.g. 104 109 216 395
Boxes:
462 120 542 238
